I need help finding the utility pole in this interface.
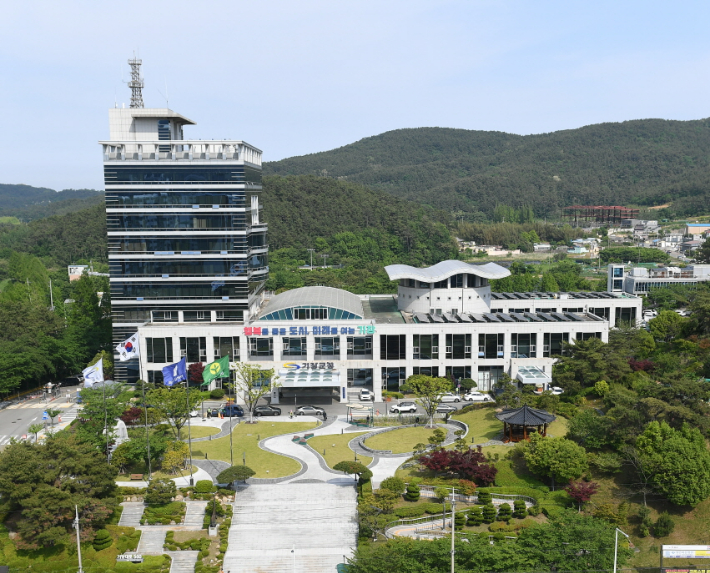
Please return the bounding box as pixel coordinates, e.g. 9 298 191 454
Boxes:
74 505 84 573
321 254 329 268
49 279 54 311
307 248 315 270
450 488 456 573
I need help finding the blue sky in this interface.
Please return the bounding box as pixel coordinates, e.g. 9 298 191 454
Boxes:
1 0 709 190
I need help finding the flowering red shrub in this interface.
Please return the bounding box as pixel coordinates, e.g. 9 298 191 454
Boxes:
419 446 497 485
629 358 655 372
120 407 143 425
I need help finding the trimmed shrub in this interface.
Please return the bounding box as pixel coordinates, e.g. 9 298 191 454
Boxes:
482 504 497 524
195 480 215 494
380 476 406 496
497 503 512 521
92 529 113 551
454 511 466 531
467 506 483 526
513 500 527 519
477 491 492 505
404 483 420 502
395 505 427 519
144 478 176 505
210 388 225 399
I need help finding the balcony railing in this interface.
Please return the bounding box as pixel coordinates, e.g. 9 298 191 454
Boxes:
100 140 262 166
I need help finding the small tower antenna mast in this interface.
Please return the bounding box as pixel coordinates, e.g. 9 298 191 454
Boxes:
127 56 144 108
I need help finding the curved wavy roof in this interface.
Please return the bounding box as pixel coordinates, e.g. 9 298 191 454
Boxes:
260 286 364 318
385 260 510 282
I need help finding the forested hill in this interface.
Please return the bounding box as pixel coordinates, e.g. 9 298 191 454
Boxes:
263 175 456 264
0 184 103 221
265 119 710 218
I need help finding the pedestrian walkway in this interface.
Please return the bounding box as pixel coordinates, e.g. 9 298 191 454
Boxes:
165 550 200 573
118 502 145 527
118 466 214 488
137 528 166 555
224 483 357 573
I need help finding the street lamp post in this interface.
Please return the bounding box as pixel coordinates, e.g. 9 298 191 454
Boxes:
613 527 630 573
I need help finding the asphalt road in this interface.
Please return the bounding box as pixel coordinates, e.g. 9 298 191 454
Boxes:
0 385 82 445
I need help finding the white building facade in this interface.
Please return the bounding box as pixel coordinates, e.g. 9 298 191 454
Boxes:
138 261 641 403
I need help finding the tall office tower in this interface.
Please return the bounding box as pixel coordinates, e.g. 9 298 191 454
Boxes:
101 59 267 382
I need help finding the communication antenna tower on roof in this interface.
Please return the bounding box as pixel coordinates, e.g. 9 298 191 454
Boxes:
127 56 144 108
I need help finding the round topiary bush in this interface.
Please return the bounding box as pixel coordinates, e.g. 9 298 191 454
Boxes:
195 480 215 494
210 388 225 400
482 504 497 524
92 529 113 551
497 503 512 521
477 491 492 505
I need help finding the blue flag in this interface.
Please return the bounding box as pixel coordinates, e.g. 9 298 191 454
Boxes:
162 358 187 387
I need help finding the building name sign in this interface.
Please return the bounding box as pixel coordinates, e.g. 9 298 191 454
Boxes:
663 546 710 559
244 325 376 337
284 362 336 371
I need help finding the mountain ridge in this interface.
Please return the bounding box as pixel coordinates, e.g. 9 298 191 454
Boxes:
265 119 710 218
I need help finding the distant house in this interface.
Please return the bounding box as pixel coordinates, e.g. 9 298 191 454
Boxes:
685 223 710 237
533 243 551 252
567 246 589 255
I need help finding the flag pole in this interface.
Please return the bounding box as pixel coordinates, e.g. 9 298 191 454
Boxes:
138 343 152 480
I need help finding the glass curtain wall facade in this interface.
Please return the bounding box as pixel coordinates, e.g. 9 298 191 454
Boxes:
103 109 266 381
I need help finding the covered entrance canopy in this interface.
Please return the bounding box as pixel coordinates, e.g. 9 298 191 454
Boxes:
278 370 341 387
515 366 552 387
346 402 374 426
495 404 556 443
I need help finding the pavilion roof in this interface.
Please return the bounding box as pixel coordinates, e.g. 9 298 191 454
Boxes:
495 404 556 426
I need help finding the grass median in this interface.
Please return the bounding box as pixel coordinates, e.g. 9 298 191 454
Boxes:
184 425 221 439
308 432 372 469
190 421 317 478
364 426 438 454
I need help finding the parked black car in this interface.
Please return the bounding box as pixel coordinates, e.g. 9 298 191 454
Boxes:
254 405 281 417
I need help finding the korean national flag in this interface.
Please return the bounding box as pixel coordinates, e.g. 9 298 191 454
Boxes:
116 333 140 362
162 358 187 387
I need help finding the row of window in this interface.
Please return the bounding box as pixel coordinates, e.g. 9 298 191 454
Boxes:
110 281 249 299
104 166 262 185
109 257 267 277
260 306 362 321
111 236 249 254
143 332 601 363
108 214 246 231
107 191 247 208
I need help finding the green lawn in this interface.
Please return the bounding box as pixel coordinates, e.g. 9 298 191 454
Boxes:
190 421 317 478
184 425 220 439
452 407 502 442
308 432 372 469
364 426 439 454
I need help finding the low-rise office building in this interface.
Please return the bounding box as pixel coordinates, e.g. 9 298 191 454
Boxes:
138 260 642 403
608 263 710 295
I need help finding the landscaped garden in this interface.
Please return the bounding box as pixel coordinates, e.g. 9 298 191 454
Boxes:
308 432 372 469
190 421 317 478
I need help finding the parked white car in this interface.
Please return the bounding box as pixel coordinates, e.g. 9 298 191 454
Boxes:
463 391 494 402
551 386 564 395
437 392 461 403
390 401 417 414
359 388 373 401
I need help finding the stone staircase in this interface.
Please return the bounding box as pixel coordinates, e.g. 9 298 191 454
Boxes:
118 502 144 527
183 501 208 527
166 550 200 573
137 528 166 555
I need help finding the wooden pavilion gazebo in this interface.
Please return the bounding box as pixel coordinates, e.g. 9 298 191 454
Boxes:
495 404 556 443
